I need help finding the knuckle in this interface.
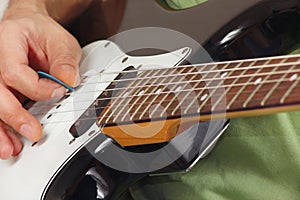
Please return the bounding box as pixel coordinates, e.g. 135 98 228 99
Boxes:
29 90 45 101
5 109 20 127
1 69 17 86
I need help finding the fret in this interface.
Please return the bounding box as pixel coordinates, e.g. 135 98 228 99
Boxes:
197 62 233 113
143 67 189 119
211 61 245 111
128 67 176 121
261 62 298 106
171 66 208 116
280 74 300 104
98 69 155 125
226 59 271 110
182 66 215 114
243 58 287 108
169 65 217 116
183 64 218 114
153 68 187 118
116 69 162 123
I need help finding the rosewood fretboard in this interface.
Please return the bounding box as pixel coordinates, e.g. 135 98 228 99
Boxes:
97 54 300 127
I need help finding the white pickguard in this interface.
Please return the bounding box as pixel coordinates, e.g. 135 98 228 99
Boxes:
0 40 190 200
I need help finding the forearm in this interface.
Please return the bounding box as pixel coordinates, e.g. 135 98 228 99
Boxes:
4 0 93 25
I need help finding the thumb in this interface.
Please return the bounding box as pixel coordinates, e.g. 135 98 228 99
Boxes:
50 63 81 87
48 42 82 87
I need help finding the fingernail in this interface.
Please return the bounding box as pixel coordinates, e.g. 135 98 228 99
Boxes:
0 144 13 160
51 87 67 98
61 65 80 87
74 74 81 87
19 124 35 141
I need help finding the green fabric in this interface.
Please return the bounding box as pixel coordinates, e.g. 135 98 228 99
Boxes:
129 112 300 199
160 0 208 10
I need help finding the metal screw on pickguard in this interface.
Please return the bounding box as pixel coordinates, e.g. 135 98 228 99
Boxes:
104 42 111 48
32 142 38 147
88 130 96 136
69 138 76 145
122 57 129 63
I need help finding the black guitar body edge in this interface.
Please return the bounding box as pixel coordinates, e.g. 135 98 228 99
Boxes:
45 1 300 200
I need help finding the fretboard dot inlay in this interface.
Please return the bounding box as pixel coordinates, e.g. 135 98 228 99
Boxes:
290 74 298 81
175 86 182 93
201 94 208 101
155 88 162 94
221 72 228 78
254 78 262 85
138 90 145 96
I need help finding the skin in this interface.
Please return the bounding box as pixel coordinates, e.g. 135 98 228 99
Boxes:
0 0 93 159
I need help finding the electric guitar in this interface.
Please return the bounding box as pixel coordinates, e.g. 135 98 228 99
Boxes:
0 39 299 200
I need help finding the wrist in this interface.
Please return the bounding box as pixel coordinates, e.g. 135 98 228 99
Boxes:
3 0 49 20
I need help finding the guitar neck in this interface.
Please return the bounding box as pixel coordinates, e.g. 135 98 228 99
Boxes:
99 54 300 125
97 54 300 146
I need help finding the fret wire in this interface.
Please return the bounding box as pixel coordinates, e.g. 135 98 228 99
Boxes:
179 64 220 115
243 58 287 108
197 63 234 113
121 69 165 121
98 69 153 124
144 67 189 119
167 67 203 116
280 79 300 104
261 64 298 106
182 66 213 114
143 68 187 119
126 67 173 121
112 69 162 123
171 65 218 115
227 59 272 109
211 61 246 111
74 60 300 89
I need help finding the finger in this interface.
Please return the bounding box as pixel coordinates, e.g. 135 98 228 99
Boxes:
0 84 42 142
0 124 13 160
48 33 82 87
3 123 23 156
0 30 67 100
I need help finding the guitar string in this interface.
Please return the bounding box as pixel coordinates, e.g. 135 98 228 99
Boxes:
31 65 300 111
33 54 300 125
77 53 300 79
39 84 300 126
70 60 300 89
32 76 300 118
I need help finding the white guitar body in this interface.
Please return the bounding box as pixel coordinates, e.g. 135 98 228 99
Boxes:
0 40 191 200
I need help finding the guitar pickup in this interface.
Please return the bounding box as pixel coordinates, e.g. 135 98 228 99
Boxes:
69 66 137 138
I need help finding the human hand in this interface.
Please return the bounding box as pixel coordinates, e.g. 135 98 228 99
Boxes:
0 0 82 159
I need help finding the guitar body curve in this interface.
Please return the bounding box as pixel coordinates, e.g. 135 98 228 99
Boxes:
0 40 193 200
